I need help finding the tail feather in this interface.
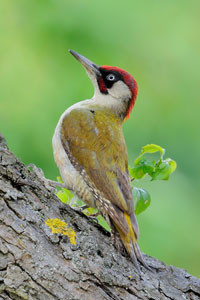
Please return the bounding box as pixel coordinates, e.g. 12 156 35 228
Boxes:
130 211 139 239
112 212 150 272
134 243 152 271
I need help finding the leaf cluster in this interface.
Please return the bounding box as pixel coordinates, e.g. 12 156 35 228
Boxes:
129 144 176 215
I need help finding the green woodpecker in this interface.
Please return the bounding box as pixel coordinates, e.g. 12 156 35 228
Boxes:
53 50 149 271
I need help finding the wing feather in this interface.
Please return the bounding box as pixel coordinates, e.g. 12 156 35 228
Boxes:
61 107 134 217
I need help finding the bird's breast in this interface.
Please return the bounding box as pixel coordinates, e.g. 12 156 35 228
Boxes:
52 106 96 207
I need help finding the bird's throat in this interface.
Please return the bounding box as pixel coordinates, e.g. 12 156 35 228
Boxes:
92 94 130 121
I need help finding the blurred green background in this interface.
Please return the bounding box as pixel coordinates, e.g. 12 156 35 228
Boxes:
1 0 200 277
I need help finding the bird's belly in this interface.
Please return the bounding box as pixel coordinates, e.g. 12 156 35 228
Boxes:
52 120 95 208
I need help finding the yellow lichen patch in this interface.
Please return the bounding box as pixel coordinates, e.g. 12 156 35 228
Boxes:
45 218 76 245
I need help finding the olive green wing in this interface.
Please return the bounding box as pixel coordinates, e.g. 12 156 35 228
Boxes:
61 108 134 230
61 108 134 211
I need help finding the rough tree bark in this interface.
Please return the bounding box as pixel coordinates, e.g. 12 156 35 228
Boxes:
0 134 199 300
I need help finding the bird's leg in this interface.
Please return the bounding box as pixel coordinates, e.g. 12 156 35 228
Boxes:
28 164 67 192
73 205 100 224
89 211 101 218
87 210 101 224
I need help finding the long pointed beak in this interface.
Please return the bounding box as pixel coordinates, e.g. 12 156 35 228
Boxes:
69 50 101 77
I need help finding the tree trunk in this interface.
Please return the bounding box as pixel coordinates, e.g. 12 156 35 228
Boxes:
0 134 199 300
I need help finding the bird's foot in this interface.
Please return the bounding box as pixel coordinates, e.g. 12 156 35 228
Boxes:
87 211 101 224
73 205 89 213
89 211 101 218
72 205 100 223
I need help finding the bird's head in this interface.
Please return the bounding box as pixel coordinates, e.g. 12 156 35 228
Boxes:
69 50 138 120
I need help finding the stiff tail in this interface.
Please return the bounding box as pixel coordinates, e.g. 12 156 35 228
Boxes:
113 212 150 272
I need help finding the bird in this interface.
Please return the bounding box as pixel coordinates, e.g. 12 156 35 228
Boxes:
52 50 149 271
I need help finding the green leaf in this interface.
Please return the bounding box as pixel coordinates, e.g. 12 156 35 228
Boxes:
133 188 151 215
83 207 97 216
97 215 111 232
55 177 74 204
129 164 146 179
134 144 165 167
167 159 177 173
130 159 155 179
56 189 74 204
140 144 165 159
151 158 177 181
56 190 68 203
129 159 155 179
56 176 63 184
130 143 176 184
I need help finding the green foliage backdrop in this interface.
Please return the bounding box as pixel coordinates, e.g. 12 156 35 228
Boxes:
0 0 199 277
